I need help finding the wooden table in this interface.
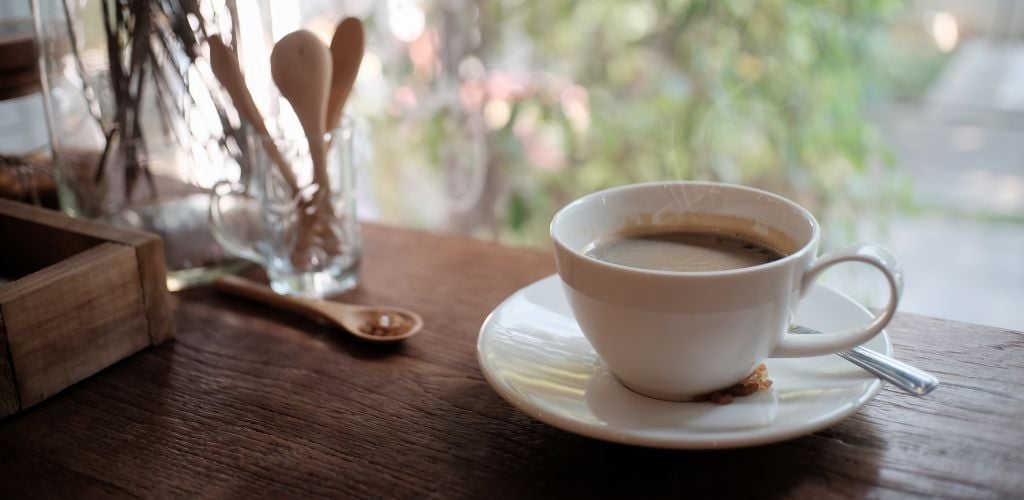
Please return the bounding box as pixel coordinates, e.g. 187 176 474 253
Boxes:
1 224 1022 498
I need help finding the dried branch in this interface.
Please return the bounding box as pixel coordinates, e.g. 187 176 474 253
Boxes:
62 0 249 200
60 0 105 127
93 127 118 183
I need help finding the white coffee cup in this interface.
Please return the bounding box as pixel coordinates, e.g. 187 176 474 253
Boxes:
550 181 902 401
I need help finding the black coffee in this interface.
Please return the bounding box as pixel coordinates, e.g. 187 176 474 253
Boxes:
585 229 787 272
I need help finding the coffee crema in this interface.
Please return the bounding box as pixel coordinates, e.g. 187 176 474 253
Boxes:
584 216 795 272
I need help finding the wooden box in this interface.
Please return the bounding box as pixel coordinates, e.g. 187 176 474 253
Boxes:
0 199 174 418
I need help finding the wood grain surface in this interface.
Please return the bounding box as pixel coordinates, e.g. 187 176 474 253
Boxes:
0 308 16 416
0 199 173 345
0 224 1021 498
0 243 149 408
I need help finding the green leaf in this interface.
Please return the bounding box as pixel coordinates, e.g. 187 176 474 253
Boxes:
506 191 530 232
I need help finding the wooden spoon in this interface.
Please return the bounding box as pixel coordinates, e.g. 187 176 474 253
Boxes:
326 17 365 130
270 30 332 190
270 30 338 258
207 35 299 195
215 275 423 342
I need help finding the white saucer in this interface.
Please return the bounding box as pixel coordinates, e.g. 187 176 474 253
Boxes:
477 274 891 449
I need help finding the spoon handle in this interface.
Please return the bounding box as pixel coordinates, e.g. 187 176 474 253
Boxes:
789 325 939 396
215 275 326 319
208 36 299 195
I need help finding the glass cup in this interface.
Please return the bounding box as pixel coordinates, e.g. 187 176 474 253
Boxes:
210 118 361 297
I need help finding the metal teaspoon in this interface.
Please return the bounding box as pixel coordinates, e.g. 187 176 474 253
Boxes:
789 324 939 396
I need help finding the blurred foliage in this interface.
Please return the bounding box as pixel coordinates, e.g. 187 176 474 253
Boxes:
369 0 944 247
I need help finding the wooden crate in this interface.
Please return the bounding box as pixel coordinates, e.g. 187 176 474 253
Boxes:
0 199 174 418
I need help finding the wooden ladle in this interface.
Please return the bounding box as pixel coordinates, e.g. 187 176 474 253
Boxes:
215 275 423 342
207 35 299 195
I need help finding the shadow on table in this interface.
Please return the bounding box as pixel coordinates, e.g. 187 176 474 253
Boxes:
438 380 885 499
0 338 180 496
183 285 405 362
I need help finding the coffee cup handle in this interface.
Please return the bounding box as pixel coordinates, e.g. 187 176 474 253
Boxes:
209 180 265 264
771 243 903 358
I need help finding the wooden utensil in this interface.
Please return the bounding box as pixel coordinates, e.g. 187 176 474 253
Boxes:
208 35 299 195
214 275 422 342
270 30 340 257
270 30 332 192
326 17 365 130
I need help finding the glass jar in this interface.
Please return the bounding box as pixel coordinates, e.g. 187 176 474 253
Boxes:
31 0 247 289
1 10 55 207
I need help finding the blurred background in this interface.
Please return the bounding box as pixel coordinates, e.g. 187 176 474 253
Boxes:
4 0 1022 330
